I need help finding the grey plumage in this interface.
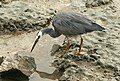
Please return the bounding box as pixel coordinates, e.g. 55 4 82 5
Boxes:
31 12 105 52
52 12 104 36
41 28 61 38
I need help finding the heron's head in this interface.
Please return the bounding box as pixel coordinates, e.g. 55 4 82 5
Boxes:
31 28 53 52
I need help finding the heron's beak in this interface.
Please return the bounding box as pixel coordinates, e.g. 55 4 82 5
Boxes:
31 36 40 52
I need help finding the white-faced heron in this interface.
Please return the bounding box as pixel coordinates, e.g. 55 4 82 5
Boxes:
31 12 105 54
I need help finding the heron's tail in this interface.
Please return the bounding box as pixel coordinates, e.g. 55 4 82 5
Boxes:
84 23 105 33
92 23 105 31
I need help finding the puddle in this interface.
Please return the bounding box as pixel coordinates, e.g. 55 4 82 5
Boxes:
0 28 64 81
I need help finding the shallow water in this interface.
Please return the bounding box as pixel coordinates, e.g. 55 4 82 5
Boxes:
0 30 64 81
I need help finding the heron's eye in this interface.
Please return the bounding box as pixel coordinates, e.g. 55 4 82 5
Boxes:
55 10 57 13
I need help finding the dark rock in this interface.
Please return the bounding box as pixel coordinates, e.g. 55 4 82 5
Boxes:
89 54 101 60
0 53 36 77
85 0 113 8
51 44 61 56
95 60 105 67
59 61 70 70
63 54 70 59
73 55 83 61
0 57 4 65
105 63 118 72
0 69 29 81
82 54 91 61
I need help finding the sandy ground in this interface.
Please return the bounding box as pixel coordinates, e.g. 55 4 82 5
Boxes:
0 0 120 81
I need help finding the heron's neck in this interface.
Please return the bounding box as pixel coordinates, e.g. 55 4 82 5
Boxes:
42 28 61 38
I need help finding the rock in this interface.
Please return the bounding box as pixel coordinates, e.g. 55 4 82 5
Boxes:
51 39 120 81
105 63 118 72
0 57 4 65
0 69 29 80
85 0 113 8
63 54 71 59
0 0 12 4
0 52 36 77
59 75 68 81
70 62 78 67
89 54 101 60
50 44 61 56
95 59 105 67
59 67 78 81
0 1 56 35
82 54 91 61
59 61 70 70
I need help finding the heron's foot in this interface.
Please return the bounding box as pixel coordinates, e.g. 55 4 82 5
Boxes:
75 49 80 55
64 50 69 54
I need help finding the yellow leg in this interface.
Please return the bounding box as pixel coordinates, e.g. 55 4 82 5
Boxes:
76 36 83 54
64 37 70 54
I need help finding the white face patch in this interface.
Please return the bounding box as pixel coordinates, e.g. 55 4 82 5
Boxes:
36 31 43 39
37 31 42 37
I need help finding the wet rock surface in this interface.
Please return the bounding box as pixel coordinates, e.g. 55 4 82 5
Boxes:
0 52 36 80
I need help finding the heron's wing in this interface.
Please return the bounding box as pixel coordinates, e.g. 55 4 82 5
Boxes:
53 18 86 35
70 13 104 31
69 12 92 25
53 12 104 35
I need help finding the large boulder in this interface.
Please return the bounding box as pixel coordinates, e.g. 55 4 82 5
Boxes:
0 52 36 80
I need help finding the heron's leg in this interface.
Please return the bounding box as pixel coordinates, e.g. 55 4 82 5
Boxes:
79 37 83 52
64 37 70 54
76 36 83 54
62 37 67 45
